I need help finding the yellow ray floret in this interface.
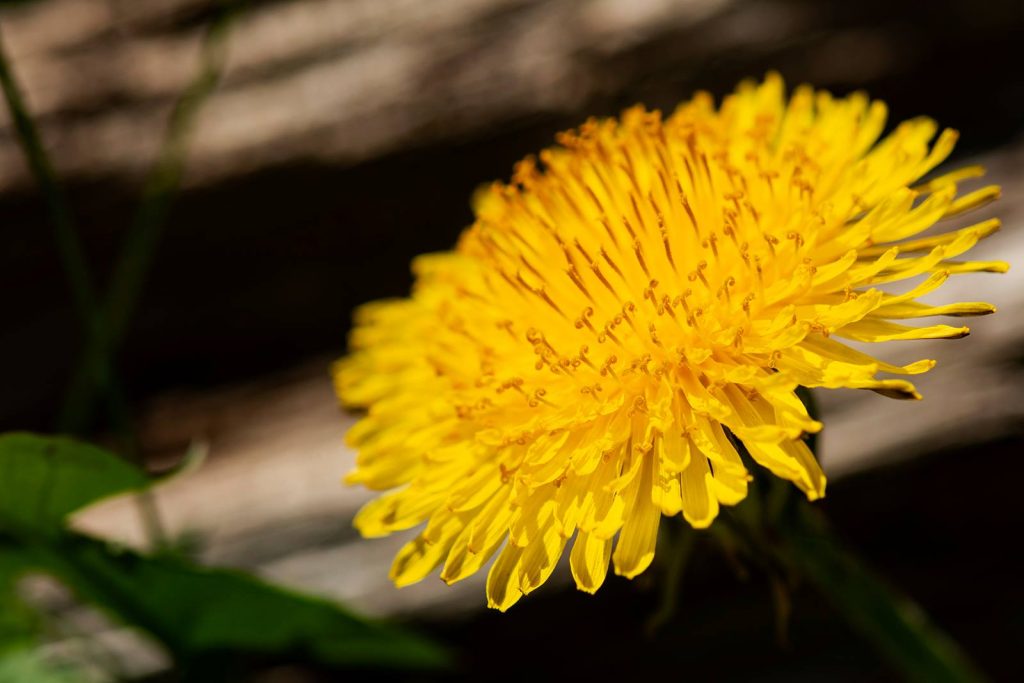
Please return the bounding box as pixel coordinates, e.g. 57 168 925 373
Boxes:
333 73 1005 610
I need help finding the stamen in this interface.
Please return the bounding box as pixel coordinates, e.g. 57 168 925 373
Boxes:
633 239 651 277
566 266 594 302
601 248 626 282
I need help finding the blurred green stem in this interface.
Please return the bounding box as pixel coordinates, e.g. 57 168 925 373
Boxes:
103 3 235 346
646 524 695 634
726 418 984 683
778 504 987 683
0 24 120 422
1 9 234 549
61 4 238 544
59 5 237 433
0 26 98 329
0 23 168 549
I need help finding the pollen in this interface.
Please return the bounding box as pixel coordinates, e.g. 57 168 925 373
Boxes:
334 73 1005 610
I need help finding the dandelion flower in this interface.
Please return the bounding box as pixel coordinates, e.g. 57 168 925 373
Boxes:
334 74 1004 610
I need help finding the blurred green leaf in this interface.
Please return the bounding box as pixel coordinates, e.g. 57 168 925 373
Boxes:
0 433 447 672
0 434 150 536
0 552 41 652
6 533 447 672
0 648 89 683
780 505 986 683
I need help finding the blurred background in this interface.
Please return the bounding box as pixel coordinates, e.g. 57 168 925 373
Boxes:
1 0 1022 680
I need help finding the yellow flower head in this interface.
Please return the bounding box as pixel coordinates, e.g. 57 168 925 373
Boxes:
335 74 1004 610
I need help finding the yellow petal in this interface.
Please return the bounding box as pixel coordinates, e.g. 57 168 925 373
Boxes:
745 438 826 499
860 218 999 257
390 510 467 588
657 465 683 515
353 487 443 537
570 530 612 593
519 521 568 594
680 456 718 529
872 300 996 319
441 527 504 586
836 318 969 342
612 452 661 578
486 544 525 611
658 423 691 472
936 260 1009 274
943 184 1000 218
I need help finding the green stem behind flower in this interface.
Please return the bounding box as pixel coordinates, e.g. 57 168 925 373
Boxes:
779 504 987 683
0 26 98 330
58 4 237 433
0 24 167 549
646 523 695 635
729 394 986 683
2 8 235 550
0 25 128 436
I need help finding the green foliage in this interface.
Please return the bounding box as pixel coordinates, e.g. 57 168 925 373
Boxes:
0 648 89 683
0 553 41 652
0 434 448 675
2 534 447 672
722 409 987 683
780 506 986 683
0 433 150 536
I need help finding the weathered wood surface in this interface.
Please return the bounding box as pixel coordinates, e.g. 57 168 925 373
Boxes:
2 0 1020 192
0 0 731 189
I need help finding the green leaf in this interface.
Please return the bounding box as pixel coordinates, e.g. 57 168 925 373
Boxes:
780 505 987 683
0 648 90 683
0 433 447 672
0 434 150 535
0 551 41 652
8 533 448 672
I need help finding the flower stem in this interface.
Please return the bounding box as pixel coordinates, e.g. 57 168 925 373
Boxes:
0 26 98 330
646 523 695 634
779 503 987 683
58 3 238 433
0 22 170 549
